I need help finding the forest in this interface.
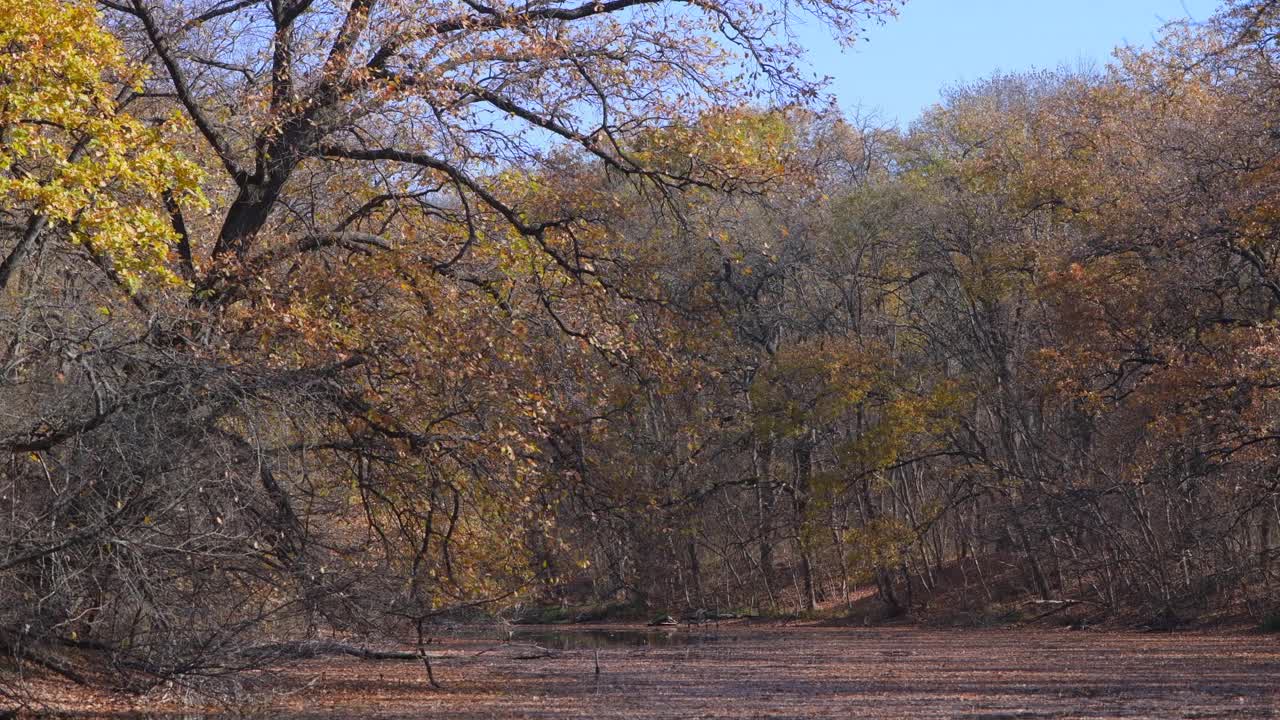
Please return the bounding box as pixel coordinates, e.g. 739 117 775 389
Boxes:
1 0 1279 712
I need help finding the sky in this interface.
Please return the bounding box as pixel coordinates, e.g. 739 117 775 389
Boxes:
798 0 1222 126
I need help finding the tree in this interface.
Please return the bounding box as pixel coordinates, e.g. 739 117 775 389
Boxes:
91 0 899 302
0 0 203 293
1 0 902 699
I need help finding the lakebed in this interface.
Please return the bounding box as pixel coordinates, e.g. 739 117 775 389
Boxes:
27 624 1280 718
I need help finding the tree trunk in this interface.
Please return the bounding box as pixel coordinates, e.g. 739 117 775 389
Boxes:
755 434 777 604
793 432 817 613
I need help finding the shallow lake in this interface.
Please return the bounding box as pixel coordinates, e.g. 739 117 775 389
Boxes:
62 626 1280 718
510 626 728 649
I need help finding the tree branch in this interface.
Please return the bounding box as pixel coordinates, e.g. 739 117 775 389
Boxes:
130 0 249 184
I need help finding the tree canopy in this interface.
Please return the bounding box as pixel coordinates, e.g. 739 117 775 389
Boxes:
3 0 1280 705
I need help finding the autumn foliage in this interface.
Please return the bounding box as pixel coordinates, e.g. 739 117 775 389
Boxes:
2 0 1280 706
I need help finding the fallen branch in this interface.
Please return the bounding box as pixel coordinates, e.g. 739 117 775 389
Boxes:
472 643 558 660
1023 598 1104 624
512 646 556 660
240 641 419 662
0 640 91 686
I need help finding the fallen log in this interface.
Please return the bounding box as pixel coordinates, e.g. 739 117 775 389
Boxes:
240 640 419 662
0 635 92 686
472 643 558 660
1024 598 1103 625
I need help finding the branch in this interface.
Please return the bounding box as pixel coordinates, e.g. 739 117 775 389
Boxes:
247 230 392 269
239 640 419 661
0 376 183 454
0 214 49 294
316 144 549 236
179 0 263 32
130 0 248 184
365 0 671 70
163 189 197 282
0 141 92 292
298 231 391 252
318 143 602 281
315 0 375 93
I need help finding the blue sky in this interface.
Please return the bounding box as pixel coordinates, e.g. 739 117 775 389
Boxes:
797 0 1222 126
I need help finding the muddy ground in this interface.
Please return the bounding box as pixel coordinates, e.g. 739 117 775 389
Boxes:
25 625 1280 718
